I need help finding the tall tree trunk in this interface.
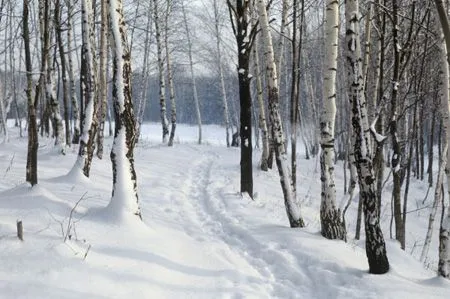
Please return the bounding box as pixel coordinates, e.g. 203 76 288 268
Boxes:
107 0 141 219
23 0 38 186
345 0 389 274
390 0 405 250
66 0 80 144
214 0 231 147
182 1 202 144
55 0 71 147
320 0 346 240
97 0 109 159
257 0 304 227
165 0 177 147
153 0 169 143
432 0 450 278
251 13 269 170
135 5 152 142
71 0 97 177
227 0 254 197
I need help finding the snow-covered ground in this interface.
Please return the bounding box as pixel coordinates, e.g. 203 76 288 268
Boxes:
0 123 449 299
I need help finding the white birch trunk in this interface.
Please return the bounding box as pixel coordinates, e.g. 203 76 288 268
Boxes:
71 0 96 176
257 0 304 228
253 40 270 171
97 0 109 159
165 0 177 147
433 0 450 279
135 4 152 142
65 0 80 144
345 0 389 274
153 0 169 143
182 1 202 144
320 0 345 240
214 0 231 147
107 0 141 219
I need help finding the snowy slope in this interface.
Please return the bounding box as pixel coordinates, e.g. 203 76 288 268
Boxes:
0 123 449 299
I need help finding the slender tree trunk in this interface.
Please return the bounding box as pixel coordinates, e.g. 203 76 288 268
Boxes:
432 0 450 278
165 0 177 147
71 0 97 177
320 0 346 240
55 0 71 147
97 0 109 158
65 0 80 144
257 0 304 227
153 0 169 143
345 0 389 274
135 5 152 142
390 0 405 250
107 0 141 219
214 0 231 147
23 0 38 186
182 1 202 144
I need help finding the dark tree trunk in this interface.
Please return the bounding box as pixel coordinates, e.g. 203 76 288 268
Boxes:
228 0 253 198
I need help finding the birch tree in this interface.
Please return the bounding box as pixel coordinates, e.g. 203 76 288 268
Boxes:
153 0 169 143
345 0 389 274
165 0 177 147
23 0 38 186
433 0 450 279
107 0 141 219
320 0 346 240
97 0 109 158
257 0 304 227
182 0 202 144
213 0 231 147
70 0 97 177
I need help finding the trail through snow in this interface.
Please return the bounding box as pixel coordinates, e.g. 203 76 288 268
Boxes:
1 124 450 298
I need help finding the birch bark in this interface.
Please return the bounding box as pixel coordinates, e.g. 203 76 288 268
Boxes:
320 0 346 240
433 0 450 279
345 0 389 274
107 0 141 219
257 0 304 227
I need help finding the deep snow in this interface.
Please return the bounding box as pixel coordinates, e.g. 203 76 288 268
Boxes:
0 123 449 298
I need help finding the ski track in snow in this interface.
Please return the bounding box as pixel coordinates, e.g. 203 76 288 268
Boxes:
2 124 450 299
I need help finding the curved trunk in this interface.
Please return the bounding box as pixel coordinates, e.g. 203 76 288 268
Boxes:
257 0 304 227
345 0 389 274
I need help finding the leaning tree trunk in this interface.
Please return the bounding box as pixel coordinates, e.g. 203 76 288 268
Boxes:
23 0 38 186
320 0 346 240
345 0 389 274
182 1 202 144
433 0 450 279
107 0 141 219
257 0 304 227
153 0 169 143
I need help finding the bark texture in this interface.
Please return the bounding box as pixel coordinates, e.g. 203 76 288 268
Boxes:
257 0 304 227
320 0 346 240
345 0 389 274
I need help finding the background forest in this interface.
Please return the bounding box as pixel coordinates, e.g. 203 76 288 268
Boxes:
0 0 450 296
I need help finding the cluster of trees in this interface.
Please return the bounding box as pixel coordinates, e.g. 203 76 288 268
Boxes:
227 0 449 278
0 0 448 279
